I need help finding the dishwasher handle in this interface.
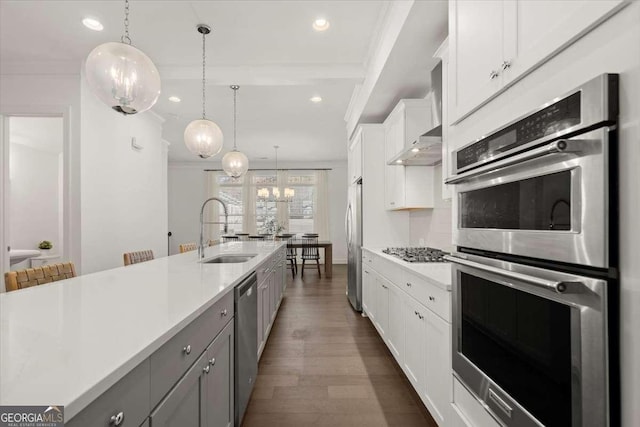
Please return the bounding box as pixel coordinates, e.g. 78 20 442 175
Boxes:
236 272 258 298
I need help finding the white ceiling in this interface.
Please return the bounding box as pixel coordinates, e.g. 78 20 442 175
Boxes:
0 0 447 163
9 117 64 153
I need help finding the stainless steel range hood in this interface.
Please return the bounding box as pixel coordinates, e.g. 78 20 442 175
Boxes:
388 61 443 166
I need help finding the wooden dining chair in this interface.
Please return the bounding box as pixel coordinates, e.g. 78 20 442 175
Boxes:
179 243 197 253
301 236 321 278
5 262 77 292
123 250 155 266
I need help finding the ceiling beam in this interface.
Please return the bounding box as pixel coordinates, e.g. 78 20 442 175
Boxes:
158 64 365 86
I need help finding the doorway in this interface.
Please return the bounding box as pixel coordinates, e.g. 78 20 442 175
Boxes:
1 115 66 276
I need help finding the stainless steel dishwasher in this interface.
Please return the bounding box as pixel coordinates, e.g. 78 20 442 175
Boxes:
235 272 257 426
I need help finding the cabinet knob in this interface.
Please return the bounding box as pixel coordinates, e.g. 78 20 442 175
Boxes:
428 296 435 302
109 412 124 426
406 282 412 287
220 308 228 317
203 365 210 374
489 70 500 80
183 345 191 355
501 60 511 70
209 357 216 366
414 310 419 316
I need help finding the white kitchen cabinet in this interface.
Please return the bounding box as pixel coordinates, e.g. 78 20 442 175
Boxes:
374 274 389 339
424 309 452 426
348 128 363 184
402 293 426 393
386 280 404 365
385 165 435 210
362 264 374 319
384 99 432 159
383 99 436 210
448 0 627 123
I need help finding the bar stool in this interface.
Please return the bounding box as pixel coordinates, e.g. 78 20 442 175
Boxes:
123 250 155 266
5 262 77 292
235 233 249 241
248 235 265 241
222 235 240 243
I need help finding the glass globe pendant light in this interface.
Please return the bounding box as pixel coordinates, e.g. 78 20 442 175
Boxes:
85 0 161 115
184 24 223 159
221 85 249 177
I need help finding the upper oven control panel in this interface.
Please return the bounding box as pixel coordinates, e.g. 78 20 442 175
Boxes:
452 74 618 175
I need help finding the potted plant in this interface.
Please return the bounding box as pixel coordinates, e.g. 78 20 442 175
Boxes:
38 240 53 252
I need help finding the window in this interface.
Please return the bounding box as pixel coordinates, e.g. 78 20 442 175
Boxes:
216 175 244 233
208 170 327 237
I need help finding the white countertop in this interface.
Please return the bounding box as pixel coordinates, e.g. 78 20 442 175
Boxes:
363 247 452 291
0 241 284 420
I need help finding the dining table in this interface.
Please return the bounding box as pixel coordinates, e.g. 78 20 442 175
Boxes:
285 239 333 278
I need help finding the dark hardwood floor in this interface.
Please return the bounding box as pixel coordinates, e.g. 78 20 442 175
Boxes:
242 264 438 427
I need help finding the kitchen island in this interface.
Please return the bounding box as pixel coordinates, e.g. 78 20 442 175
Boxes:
0 241 286 425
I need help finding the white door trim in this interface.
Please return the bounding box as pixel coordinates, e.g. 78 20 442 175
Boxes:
0 105 74 281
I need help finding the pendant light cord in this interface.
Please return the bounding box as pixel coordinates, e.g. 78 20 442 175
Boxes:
121 0 132 45
202 31 206 119
233 87 237 150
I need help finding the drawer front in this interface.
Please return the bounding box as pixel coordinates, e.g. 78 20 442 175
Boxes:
403 270 450 322
67 360 150 427
257 258 273 285
149 291 234 406
372 256 403 285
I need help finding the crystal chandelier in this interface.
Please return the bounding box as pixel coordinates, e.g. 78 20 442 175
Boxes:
184 24 223 159
85 0 161 115
221 85 249 177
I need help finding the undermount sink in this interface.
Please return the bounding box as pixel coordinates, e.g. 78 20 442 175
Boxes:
201 254 257 264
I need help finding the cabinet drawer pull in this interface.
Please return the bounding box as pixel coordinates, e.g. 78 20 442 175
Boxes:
406 282 412 287
220 308 228 317
428 296 435 302
489 70 500 80
109 412 124 426
501 60 511 71
203 365 210 374
183 345 191 355
209 358 216 366
414 310 419 316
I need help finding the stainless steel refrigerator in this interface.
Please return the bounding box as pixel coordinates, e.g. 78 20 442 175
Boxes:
346 180 362 311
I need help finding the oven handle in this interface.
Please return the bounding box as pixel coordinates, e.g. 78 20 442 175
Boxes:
445 139 582 184
445 255 571 293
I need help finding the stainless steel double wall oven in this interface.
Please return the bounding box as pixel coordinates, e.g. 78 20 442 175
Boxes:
445 74 619 427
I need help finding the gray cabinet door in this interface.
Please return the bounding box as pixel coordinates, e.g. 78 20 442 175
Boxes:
149 352 208 427
205 320 235 427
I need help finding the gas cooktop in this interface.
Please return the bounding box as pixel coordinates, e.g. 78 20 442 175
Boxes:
382 247 449 263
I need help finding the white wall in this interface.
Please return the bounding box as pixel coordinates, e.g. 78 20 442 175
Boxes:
80 77 168 274
9 143 61 255
168 160 348 263
447 4 640 425
408 165 452 251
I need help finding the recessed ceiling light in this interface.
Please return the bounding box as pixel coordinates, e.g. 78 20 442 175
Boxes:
310 96 323 103
411 147 420 153
168 96 181 103
312 18 330 32
396 159 403 164
82 18 104 31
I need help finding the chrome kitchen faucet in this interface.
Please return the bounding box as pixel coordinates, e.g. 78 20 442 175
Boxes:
199 197 229 259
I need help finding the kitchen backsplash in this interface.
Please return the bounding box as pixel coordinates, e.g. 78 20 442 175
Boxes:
409 165 453 252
